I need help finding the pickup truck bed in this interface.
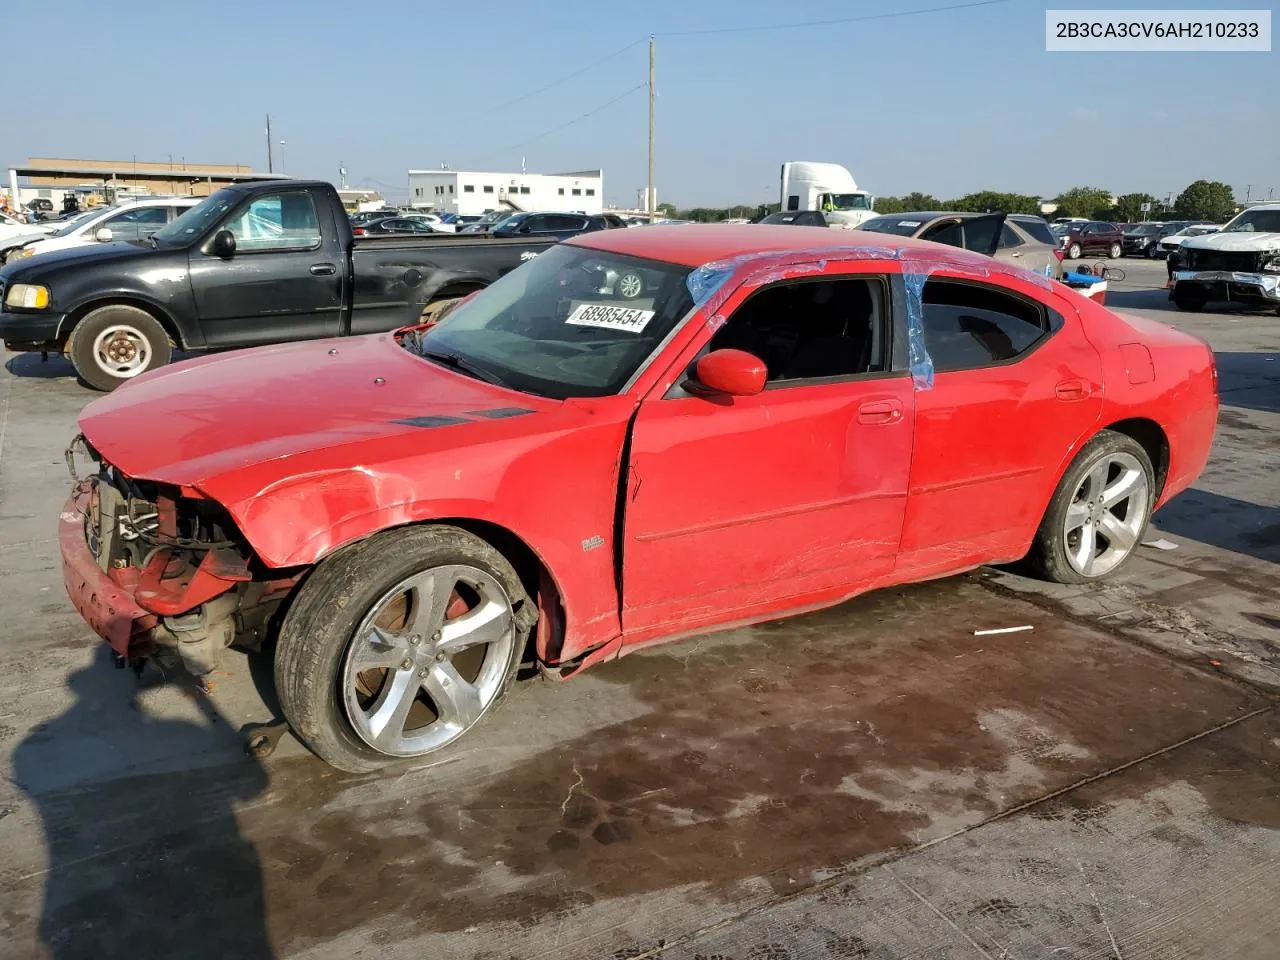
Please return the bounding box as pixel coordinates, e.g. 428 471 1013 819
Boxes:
0 180 559 390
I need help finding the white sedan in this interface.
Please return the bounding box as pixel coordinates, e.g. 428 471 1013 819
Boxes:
6 198 200 262
1156 224 1220 258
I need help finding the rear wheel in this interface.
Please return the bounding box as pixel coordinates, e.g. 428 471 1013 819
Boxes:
67 305 172 392
1025 431 1154 584
275 525 530 772
1108 242 1122 259
1172 293 1206 312
1067 242 1082 260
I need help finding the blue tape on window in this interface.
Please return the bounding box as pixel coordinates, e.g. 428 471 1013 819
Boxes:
686 242 1054 393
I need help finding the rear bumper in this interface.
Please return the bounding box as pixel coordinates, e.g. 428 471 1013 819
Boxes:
59 492 158 657
1173 271 1280 304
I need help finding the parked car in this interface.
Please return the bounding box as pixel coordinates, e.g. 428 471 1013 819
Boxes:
1058 221 1124 260
351 217 437 236
2 208 106 262
1156 223 1220 259
55 223 1218 771
857 211 1064 279
350 210 400 225
6 198 201 262
458 209 520 234
401 213 456 233
0 181 562 390
1121 221 1199 258
491 212 610 241
0 208 59 246
1169 202 1280 312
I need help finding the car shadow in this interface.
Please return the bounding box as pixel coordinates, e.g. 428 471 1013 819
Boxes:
12 647 276 959
1214 350 1280 414
3 350 80 380
1152 487 1280 565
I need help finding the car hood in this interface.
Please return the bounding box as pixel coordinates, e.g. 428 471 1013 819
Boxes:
0 240 156 281
1182 232 1280 253
77 333 563 491
2 229 55 248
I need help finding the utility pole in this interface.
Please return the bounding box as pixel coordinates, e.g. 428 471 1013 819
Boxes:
647 34 655 217
1246 184 1252 202
266 114 274 173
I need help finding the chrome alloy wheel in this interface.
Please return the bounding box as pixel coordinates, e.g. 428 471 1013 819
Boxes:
92 324 152 378
341 564 516 757
617 271 644 299
1063 451 1150 577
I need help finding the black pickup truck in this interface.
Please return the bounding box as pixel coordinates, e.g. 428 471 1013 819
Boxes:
0 180 559 390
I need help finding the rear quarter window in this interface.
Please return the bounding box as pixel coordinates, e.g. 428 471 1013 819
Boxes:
921 279 1055 372
1013 218 1056 245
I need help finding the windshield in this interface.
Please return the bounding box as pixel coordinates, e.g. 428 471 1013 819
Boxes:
821 193 871 212
476 210 514 226
1128 224 1163 235
51 208 110 238
152 189 240 244
858 216 926 237
1222 209 1280 234
407 244 694 400
1050 223 1072 237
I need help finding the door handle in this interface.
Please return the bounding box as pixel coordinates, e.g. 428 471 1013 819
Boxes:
1055 378 1093 400
310 263 337 276
857 399 904 425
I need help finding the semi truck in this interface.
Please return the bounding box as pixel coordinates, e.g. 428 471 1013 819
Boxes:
779 161 875 229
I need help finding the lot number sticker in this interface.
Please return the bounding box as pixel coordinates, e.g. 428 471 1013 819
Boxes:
566 303 655 333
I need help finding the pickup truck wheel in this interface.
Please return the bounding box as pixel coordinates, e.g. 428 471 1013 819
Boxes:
1067 242 1081 260
68 305 171 392
275 525 529 772
1024 430 1154 585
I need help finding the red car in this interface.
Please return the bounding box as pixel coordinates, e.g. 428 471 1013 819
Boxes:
61 225 1218 771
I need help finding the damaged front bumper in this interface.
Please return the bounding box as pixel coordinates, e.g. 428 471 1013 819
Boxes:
1172 270 1280 305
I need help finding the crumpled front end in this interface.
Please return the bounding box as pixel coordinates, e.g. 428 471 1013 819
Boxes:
59 436 299 674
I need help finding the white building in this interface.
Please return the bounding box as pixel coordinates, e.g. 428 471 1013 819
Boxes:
407 168 603 216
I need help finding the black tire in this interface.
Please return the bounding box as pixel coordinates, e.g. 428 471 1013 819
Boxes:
1108 242 1122 259
67 304 172 392
1067 242 1081 260
1024 430 1154 585
1172 294 1206 312
275 525 530 773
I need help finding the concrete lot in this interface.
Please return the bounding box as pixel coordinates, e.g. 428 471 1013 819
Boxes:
0 258 1276 959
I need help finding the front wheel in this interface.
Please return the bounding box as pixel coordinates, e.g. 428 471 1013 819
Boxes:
67 305 172 392
1173 293 1206 312
275 525 531 772
1108 242 1122 259
1025 430 1154 584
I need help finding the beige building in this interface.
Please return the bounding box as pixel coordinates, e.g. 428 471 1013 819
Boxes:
6 157 287 209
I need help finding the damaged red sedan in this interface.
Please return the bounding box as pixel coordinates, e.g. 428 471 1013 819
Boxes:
60 225 1218 771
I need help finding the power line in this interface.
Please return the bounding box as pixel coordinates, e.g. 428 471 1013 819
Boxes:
464 39 645 123
656 0 1012 37
470 84 647 166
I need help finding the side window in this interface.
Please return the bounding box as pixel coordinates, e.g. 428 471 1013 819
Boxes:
547 214 583 231
921 219 962 247
921 279 1049 371
225 192 322 252
706 277 886 385
103 206 168 239
998 224 1024 248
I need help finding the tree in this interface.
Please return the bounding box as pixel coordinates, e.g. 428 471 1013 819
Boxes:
656 202 677 216
1052 186 1113 219
950 191 1042 215
1110 192 1158 222
874 192 941 214
1173 180 1237 221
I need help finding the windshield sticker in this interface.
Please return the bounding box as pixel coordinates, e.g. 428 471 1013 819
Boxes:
898 220 922 228
566 303 655 333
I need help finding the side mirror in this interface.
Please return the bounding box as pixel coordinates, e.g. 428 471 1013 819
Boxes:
693 349 767 397
94 227 113 242
207 229 236 258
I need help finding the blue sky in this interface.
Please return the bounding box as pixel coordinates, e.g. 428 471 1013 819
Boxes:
8 0 1277 208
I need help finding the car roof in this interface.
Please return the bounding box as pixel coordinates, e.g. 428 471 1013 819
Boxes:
568 223 999 270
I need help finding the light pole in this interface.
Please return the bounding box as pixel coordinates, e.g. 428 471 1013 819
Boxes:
278 140 287 174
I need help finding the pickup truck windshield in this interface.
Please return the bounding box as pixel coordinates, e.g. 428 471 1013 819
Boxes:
408 244 694 399
152 189 240 244
1222 209 1280 234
